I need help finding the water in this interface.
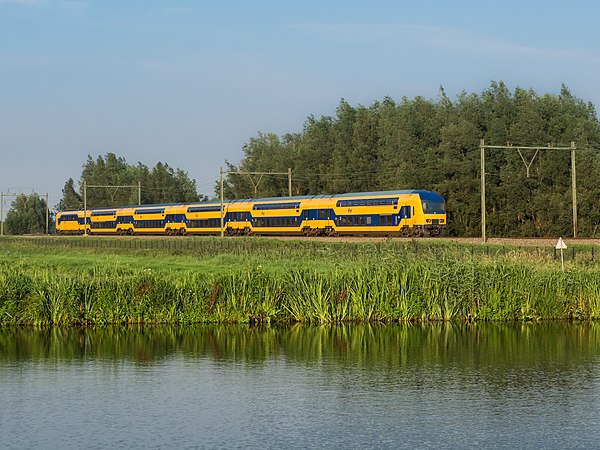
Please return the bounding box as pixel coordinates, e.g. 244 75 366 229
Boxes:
1 323 600 449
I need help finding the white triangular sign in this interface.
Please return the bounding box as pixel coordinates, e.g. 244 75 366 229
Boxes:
555 237 567 250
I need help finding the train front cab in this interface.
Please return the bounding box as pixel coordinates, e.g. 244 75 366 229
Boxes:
412 191 446 236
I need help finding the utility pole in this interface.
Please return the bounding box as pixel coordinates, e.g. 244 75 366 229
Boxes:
571 141 577 238
218 168 293 237
0 192 4 236
480 139 486 243
82 181 141 236
45 193 49 235
84 181 87 236
220 167 224 238
479 141 578 242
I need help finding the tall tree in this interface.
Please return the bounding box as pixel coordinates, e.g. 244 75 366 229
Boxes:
5 194 52 235
57 153 201 210
55 178 82 211
227 82 600 237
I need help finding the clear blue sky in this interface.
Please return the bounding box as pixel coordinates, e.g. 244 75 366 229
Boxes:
1 0 598 209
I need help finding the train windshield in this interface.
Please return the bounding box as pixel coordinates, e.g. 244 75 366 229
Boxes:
422 200 445 214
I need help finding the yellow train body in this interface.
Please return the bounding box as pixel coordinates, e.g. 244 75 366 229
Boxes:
56 190 446 237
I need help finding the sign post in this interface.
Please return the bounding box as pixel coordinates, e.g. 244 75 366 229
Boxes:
555 237 567 272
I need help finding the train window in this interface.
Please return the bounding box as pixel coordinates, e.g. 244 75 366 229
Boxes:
422 201 446 214
254 202 301 211
319 209 326 219
366 216 372 225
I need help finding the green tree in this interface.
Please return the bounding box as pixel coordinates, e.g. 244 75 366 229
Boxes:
80 153 137 208
221 132 294 199
55 178 82 211
5 194 52 235
57 153 201 210
294 115 335 195
226 82 600 237
146 162 200 203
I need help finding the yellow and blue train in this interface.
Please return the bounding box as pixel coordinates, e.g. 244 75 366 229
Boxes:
56 190 446 236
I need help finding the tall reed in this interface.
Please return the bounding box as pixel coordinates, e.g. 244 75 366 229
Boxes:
2 239 600 325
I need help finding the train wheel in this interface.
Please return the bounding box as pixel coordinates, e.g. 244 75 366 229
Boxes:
324 227 336 236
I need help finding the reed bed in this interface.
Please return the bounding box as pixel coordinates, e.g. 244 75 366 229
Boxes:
1 239 600 325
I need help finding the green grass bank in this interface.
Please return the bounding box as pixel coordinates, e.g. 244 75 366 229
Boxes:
1 236 600 325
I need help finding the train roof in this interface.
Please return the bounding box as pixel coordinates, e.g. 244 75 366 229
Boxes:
57 189 444 213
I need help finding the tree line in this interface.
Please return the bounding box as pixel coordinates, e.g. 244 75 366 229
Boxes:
57 153 201 211
4 82 600 236
223 82 600 237
3 154 202 235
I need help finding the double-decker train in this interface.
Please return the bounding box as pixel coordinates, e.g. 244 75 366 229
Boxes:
56 189 446 237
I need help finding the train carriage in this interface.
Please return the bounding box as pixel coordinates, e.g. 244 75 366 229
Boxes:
56 189 446 237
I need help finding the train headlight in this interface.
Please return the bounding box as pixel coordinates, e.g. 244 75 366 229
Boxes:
426 219 431 223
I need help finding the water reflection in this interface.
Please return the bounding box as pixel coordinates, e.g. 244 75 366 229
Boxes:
2 323 600 449
2 321 599 371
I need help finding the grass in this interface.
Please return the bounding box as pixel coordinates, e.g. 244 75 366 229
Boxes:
1 236 600 325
